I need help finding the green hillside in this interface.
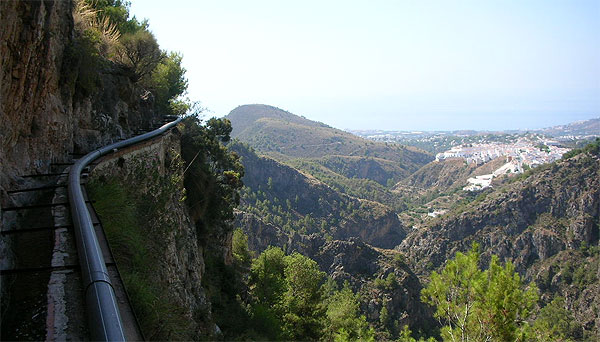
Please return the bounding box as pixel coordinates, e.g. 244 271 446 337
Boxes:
230 142 407 248
226 104 433 205
227 104 432 164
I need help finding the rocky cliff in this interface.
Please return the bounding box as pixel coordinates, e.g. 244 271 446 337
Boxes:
0 1 209 338
87 129 214 339
395 157 506 192
0 0 160 201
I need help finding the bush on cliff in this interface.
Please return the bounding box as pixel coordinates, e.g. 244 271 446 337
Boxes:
70 0 189 115
180 115 244 239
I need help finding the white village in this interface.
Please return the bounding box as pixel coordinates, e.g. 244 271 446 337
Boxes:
435 138 571 191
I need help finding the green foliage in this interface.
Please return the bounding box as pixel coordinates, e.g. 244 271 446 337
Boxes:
232 229 253 267
250 247 287 309
83 0 145 34
289 158 407 211
280 253 327 340
63 29 103 96
421 244 538 342
146 52 189 115
533 297 582 341
71 0 189 114
483 256 538 341
116 29 164 82
397 325 438 342
536 143 550 153
242 248 375 341
379 305 389 327
202 249 251 340
393 252 407 267
180 116 244 240
374 272 398 291
562 137 600 159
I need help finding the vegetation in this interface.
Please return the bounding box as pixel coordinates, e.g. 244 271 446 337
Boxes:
69 0 189 115
232 228 253 267
116 29 164 82
88 114 245 340
289 158 407 211
533 297 582 341
76 4 596 340
212 233 376 341
421 244 539 342
88 154 195 340
561 137 600 159
230 141 403 245
248 247 375 341
226 105 433 207
179 116 244 240
324 284 374 342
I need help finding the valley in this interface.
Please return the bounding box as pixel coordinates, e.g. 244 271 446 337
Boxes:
226 104 600 340
2 1 598 340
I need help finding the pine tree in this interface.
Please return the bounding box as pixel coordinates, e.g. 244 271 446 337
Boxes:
421 243 538 342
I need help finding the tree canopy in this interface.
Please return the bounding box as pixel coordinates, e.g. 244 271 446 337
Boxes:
421 244 538 342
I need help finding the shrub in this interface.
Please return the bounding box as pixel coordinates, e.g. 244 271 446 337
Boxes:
116 30 164 82
232 229 253 267
533 297 583 341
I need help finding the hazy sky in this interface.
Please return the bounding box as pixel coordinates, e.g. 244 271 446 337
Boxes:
129 0 600 131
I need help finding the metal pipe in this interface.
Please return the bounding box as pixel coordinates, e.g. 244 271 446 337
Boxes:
68 118 182 341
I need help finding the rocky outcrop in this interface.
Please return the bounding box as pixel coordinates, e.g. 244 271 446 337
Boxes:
394 157 507 197
401 153 599 274
1 2 178 337
1 0 74 191
314 155 412 186
530 249 599 336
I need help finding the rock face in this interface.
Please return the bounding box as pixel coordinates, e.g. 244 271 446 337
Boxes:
399 152 600 336
0 0 160 195
401 153 600 273
1 0 74 189
0 2 182 338
396 158 474 191
88 130 212 338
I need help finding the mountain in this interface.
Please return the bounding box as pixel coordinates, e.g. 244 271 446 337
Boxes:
538 118 600 137
228 104 327 137
399 148 600 337
226 104 433 210
229 141 435 335
225 104 600 339
226 104 433 177
235 210 435 334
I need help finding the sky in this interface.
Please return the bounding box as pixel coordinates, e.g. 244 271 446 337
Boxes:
129 0 600 131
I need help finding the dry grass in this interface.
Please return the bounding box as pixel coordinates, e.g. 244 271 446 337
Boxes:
73 0 121 57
